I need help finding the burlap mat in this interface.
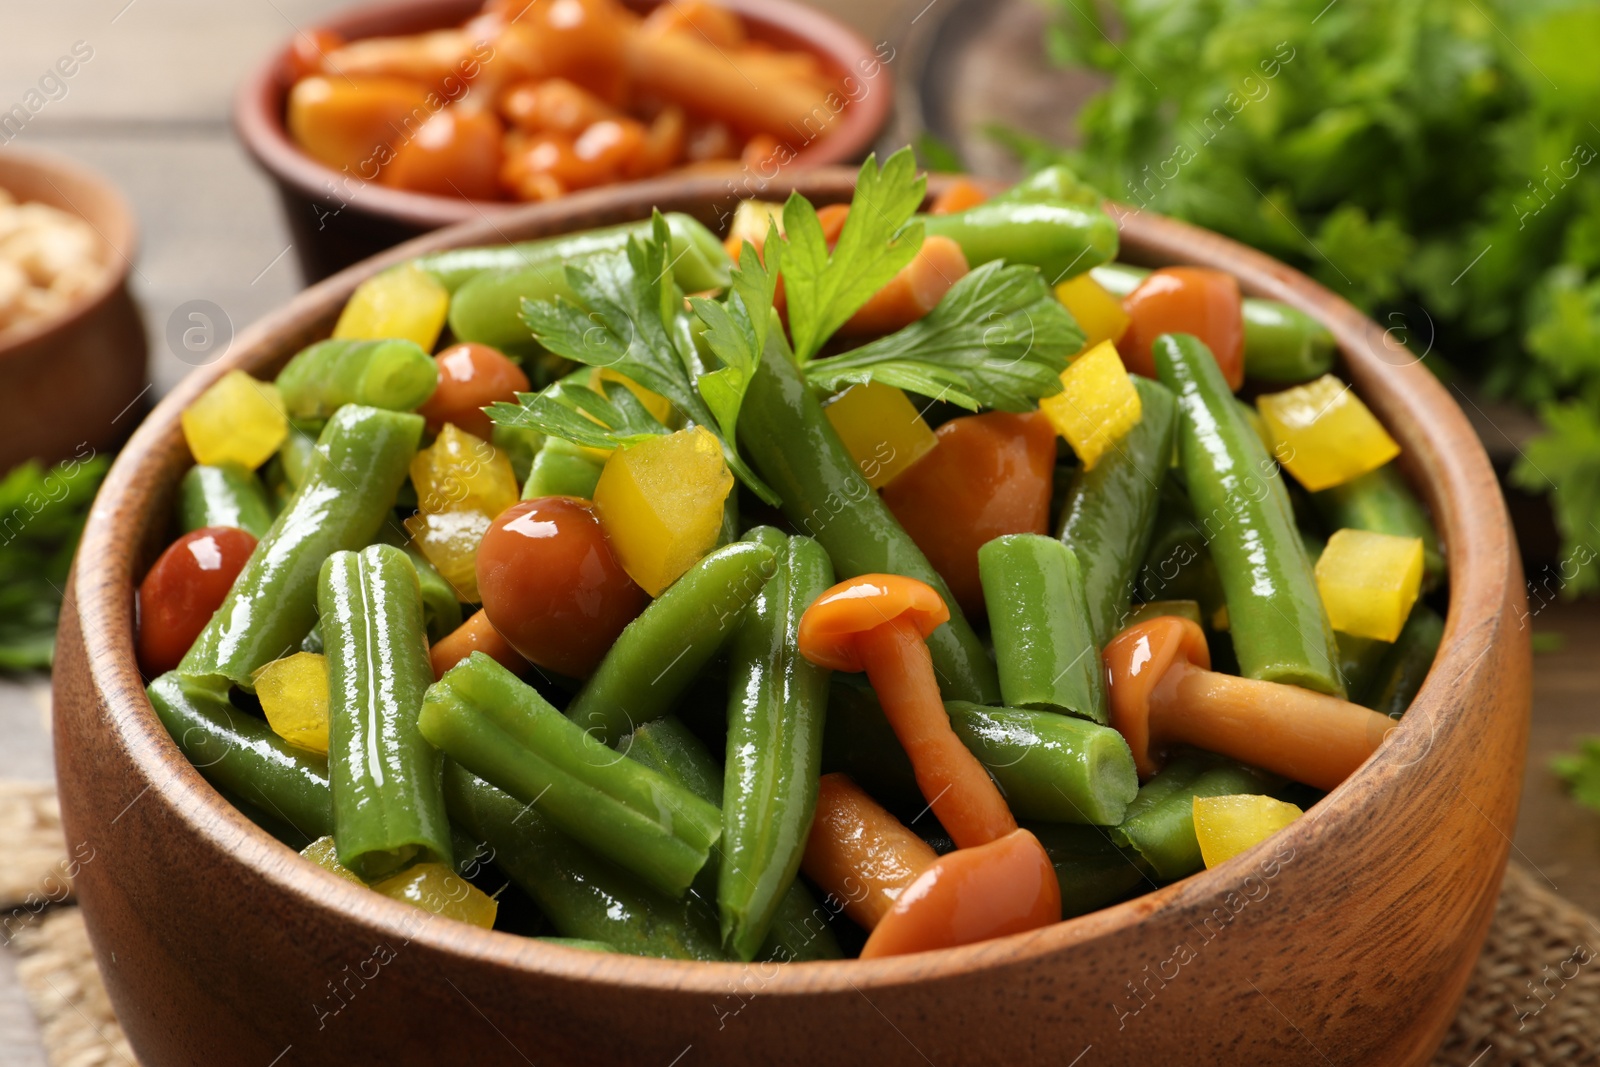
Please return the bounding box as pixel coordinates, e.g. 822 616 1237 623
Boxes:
4 784 1596 1065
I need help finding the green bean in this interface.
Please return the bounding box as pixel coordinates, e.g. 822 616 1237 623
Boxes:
442 762 728 960
619 715 842 963
1154 333 1343 695
319 546 451 880
1368 604 1445 718
1112 753 1277 881
990 166 1103 209
403 546 463 644
1123 600 1204 628
445 216 733 354
522 435 604 500
978 535 1106 722
275 339 438 421
565 540 777 746
178 463 275 538
719 533 833 960
922 199 1118 283
1056 377 1178 649
946 702 1137 825
1311 463 1445 590
418 213 730 293
277 424 322 492
178 406 423 690
147 671 332 840
492 422 543 484
1134 488 1227 623
1090 264 1338 383
738 333 1000 704
421 653 721 897
536 937 616 953
1027 822 1154 918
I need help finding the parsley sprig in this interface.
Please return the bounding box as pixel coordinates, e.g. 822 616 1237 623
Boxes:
484 377 667 453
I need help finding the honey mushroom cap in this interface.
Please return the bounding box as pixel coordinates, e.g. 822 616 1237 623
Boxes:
796 574 951 673
1102 615 1213 779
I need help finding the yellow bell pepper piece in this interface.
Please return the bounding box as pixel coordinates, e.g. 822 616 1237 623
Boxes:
253 652 331 754
1256 374 1400 491
593 426 733 596
301 835 364 885
1040 340 1143 471
181 369 288 470
371 862 498 929
1193 794 1303 868
1314 528 1424 642
823 382 938 489
726 199 784 254
405 424 518 602
333 262 449 352
1054 273 1130 350
406 511 492 602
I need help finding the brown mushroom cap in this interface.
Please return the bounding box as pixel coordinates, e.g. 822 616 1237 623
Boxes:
1102 615 1212 778
796 574 951 673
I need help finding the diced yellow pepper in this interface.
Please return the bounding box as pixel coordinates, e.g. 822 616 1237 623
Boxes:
410 424 519 518
253 652 330 754
1039 340 1143 470
1256 374 1400 491
301 835 364 885
823 382 938 489
333 262 449 351
406 509 493 602
1314 528 1424 642
593 426 733 596
1193 795 1303 868
726 199 784 254
181 369 288 470
371 862 498 929
1055 273 1130 350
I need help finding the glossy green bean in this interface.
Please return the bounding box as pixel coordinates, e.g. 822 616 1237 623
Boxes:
178 463 275 538
178 405 423 690
1028 822 1154 918
946 701 1137 825
1056 376 1178 649
275 339 438 421
319 545 451 879
719 532 833 960
1369 604 1445 718
991 167 1102 208
277 424 322 492
148 671 332 840
1154 333 1342 695
1111 754 1277 881
492 422 543 484
1311 463 1446 590
403 546 463 644
522 435 604 500
738 334 999 704
564 540 777 746
442 762 728 960
979 534 1105 722
922 200 1118 283
421 653 721 897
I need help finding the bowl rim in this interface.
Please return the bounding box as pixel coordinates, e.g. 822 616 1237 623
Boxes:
65 166 1519 994
0 144 139 359
232 0 894 229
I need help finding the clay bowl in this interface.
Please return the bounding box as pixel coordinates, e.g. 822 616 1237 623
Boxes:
0 147 147 471
54 168 1529 1066
235 0 892 283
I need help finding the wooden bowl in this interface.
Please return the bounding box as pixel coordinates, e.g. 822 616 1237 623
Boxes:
234 0 893 283
54 170 1529 1066
0 147 147 471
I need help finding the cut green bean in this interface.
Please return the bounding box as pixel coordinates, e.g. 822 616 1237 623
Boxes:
922 199 1118 283
1123 600 1204 628
1369 604 1445 718
1028 822 1154 918
522 435 604 500
277 423 322 492
720 533 833 960
1112 753 1277 881
403 546 464 644
319 545 451 880
275 339 438 421
442 762 728 960
565 540 777 746
979 535 1106 722
1056 376 1178 649
492 422 544 484
946 701 1137 825
421 653 721 897
1154 332 1343 695
1311 463 1445 590
178 405 423 690
148 671 332 840
178 463 275 538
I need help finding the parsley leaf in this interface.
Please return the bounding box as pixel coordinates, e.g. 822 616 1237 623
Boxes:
780 149 926 363
1553 736 1600 814
804 261 1083 412
514 211 779 504
486 378 668 453
689 235 782 453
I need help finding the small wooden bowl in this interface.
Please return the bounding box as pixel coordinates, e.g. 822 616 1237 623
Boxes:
235 0 893 282
54 170 1529 1066
0 148 147 471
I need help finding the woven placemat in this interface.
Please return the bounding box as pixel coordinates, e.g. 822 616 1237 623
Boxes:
4 784 1597 1065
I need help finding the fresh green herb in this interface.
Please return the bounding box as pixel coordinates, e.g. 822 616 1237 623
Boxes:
803 261 1082 411
485 378 667 453
1553 737 1600 814
512 212 779 504
779 149 926 364
0 454 109 671
689 237 782 452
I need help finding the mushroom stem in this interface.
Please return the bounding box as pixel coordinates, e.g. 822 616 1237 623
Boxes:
1152 660 1393 792
860 617 1018 849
